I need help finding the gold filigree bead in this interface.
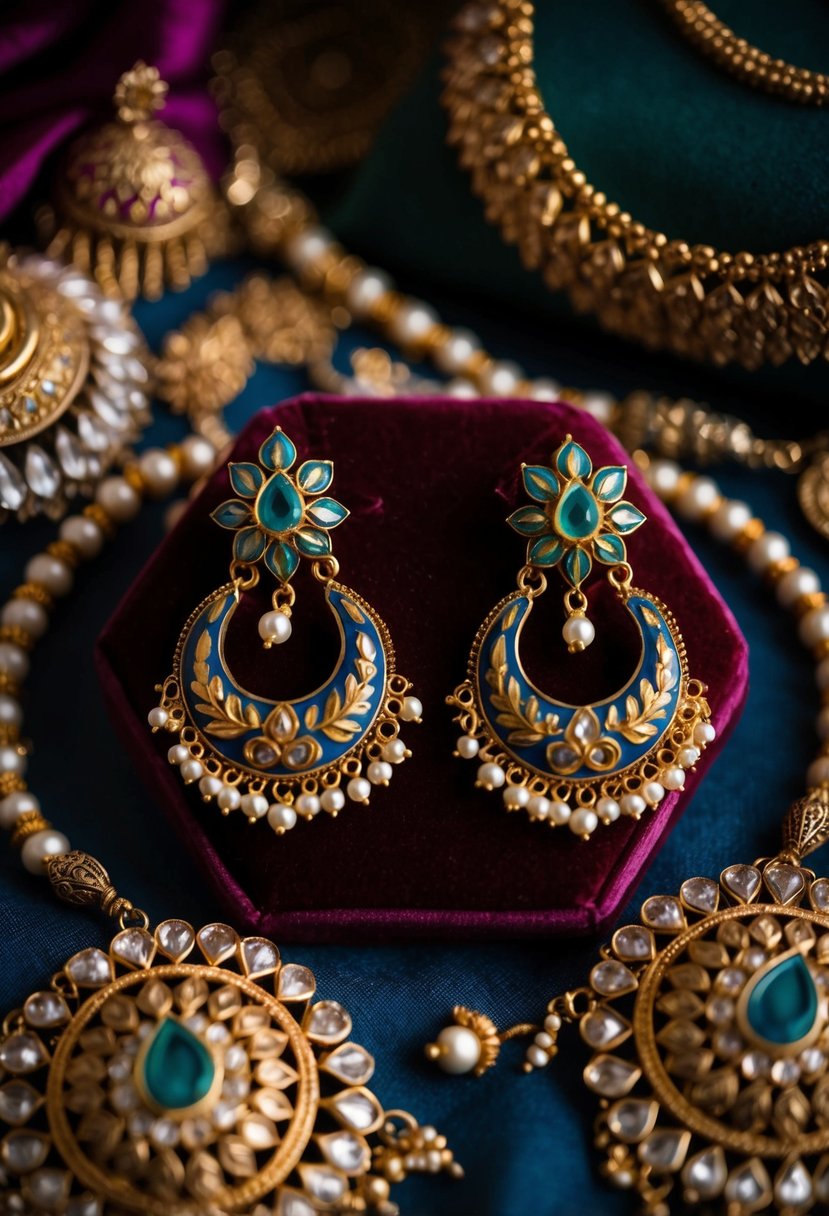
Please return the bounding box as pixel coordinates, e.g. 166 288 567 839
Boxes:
10 810 51 848
0 724 20 746
0 772 26 798
367 289 405 328
764 554 800 583
121 462 145 493
82 502 116 539
732 517 766 552
0 625 36 650
793 590 828 618
11 583 54 612
0 673 20 697
45 539 82 570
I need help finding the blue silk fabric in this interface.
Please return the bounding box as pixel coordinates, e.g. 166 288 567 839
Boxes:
1 258 827 1216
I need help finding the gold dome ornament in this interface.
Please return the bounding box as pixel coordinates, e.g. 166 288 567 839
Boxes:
0 249 150 523
39 62 231 301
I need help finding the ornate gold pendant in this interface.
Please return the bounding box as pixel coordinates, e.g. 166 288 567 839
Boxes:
0 857 458 1214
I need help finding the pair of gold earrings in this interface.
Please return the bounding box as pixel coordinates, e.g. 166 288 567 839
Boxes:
149 425 714 841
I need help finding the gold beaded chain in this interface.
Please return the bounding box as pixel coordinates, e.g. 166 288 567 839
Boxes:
661 0 829 105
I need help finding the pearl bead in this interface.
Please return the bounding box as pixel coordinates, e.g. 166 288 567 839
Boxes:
59 515 103 558
562 614 595 652
147 707 168 730
456 735 479 759
446 377 477 397
434 328 481 374
0 642 28 681
479 360 522 396
21 829 70 874
180 759 203 784
367 761 392 785
477 762 505 790
296 792 321 817
503 784 530 810
581 391 614 423
596 796 620 823
662 767 686 790
709 499 752 542
167 744 189 766
217 786 241 812
387 300 439 348
346 777 371 804
345 268 393 318
678 746 700 769
526 1044 550 1069
0 745 26 776
1 599 48 638
676 476 719 521
817 708 829 740
808 758 829 787
527 794 551 820
138 449 178 499
747 531 790 573
776 566 820 608
693 722 716 746
646 459 681 497
320 787 346 814
198 775 222 799
570 808 598 837
433 1025 481 1075
544 1012 562 1034
531 378 561 401
400 696 422 722
96 476 141 522
381 738 408 764
25 554 72 597
0 694 22 729
0 790 39 829
620 794 646 819
284 226 333 271
241 793 269 819
179 435 216 481
258 610 292 646
642 782 666 806
268 803 297 832
549 800 571 825
800 605 829 648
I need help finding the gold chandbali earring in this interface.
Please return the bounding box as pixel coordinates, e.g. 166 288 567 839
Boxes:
151 424 421 831
38 62 231 301
447 436 714 840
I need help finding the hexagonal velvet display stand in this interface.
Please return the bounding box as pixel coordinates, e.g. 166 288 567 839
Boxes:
97 396 747 941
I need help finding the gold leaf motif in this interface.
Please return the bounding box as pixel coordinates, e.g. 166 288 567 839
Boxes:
304 704 319 730
502 603 520 630
342 600 365 624
641 605 660 627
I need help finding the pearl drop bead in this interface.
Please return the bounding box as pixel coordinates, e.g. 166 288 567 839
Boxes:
345 268 393 318
258 610 292 646
527 794 551 820
477 762 505 790
620 794 646 819
544 1013 562 1034
387 300 439 348
367 761 392 785
446 378 477 397
59 515 103 558
400 696 422 722
198 775 222 799
503 784 530 810
569 808 598 837
581 391 614 423
168 745 189 766
268 803 297 833
526 1044 550 1069
0 642 28 681
642 782 666 806
434 328 481 375
709 499 752 542
96 476 140 522
284 226 333 271
479 360 522 396
456 735 479 759
596 796 620 823
817 708 829 740
0 790 39 829
747 531 790 573
534 1031 554 1050
137 449 178 498
217 786 241 812
0 694 22 729
433 1025 481 1075
1 599 48 639
562 614 595 651
381 738 408 764
549 800 571 825
530 378 561 401
147 707 168 730
346 777 371 804
800 605 829 648
647 459 681 497
21 829 70 874
179 435 216 480
678 746 700 769
320 787 346 814
25 554 72 597
0 745 26 776
662 767 686 790
693 722 716 746
676 476 719 521
777 566 820 608
808 758 829 787
296 792 321 817
180 759 204 784
241 793 269 819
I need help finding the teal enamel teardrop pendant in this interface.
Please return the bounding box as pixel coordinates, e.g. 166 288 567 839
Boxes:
139 1016 217 1112
741 949 821 1048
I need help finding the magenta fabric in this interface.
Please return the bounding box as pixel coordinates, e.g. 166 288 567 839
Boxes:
0 0 226 221
97 396 748 941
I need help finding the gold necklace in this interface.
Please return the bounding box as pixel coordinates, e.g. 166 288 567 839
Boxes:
442 0 829 371
662 0 829 105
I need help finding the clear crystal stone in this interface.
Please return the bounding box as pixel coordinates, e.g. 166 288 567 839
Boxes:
306 1001 352 1043
742 1050 771 1080
94 327 141 356
76 411 110 452
255 1058 298 1090
642 896 684 931
278 964 316 1000
590 960 637 996
743 946 767 970
23 992 70 1029
612 925 655 961
151 1118 180 1148
299 1163 347 1203
319 1130 369 1174
775 1159 812 1207
580 1007 630 1049
717 967 747 994
0 1081 41 1125
197 923 240 964
66 948 112 987
1 1130 49 1172
0 1034 47 1075
107 1054 132 1081
638 1129 690 1172
110 1082 139 1114
24 446 60 498
583 1054 641 1097
240 1114 278 1149
222 1076 250 1103
276 1190 318 1216
764 862 805 905
212 1100 237 1131
322 1043 375 1086
605 1099 658 1143
111 928 155 969
811 878 829 911
26 1168 71 1206
127 1110 153 1137
155 919 195 962
54 427 87 480
725 1159 771 1206
721 864 762 903
224 1045 247 1073
712 1028 743 1059
329 1088 382 1132
240 937 280 977
801 1046 825 1075
0 453 27 511
682 1146 727 1199
771 1058 801 1086
205 1022 230 1046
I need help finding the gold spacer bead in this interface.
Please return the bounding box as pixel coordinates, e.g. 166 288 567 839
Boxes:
10 811 50 848
765 555 799 583
12 583 54 612
793 591 827 619
814 639 829 661
0 674 20 697
0 772 26 798
0 724 20 746
464 350 496 382
369 290 404 328
165 444 184 475
732 518 766 552
122 462 144 493
422 322 453 354
0 626 35 651
673 470 698 502
46 539 81 570
83 502 116 539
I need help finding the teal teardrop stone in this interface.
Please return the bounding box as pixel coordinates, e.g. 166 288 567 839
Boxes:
256 473 304 534
745 953 819 1046
140 1016 215 1110
554 482 600 541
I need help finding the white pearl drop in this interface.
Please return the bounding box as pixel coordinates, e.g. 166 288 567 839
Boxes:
526 1044 550 1069
456 735 479 759
0 790 39 829
479 360 522 396
581 391 615 423
96 476 141 522
346 777 371 804
477 762 505 790
527 794 551 820
387 300 439 347
320 787 346 814
662 767 686 790
167 744 189 766
241 793 269 819
400 695 423 722
646 459 681 497
530 378 561 401
446 377 477 397
1 599 48 638
367 761 392 785
434 328 481 375
345 268 393 318
147 707 168 730
138 449 178 499
25 555 72 597
747 531 790 573
678 746 701 769
620 794 646 819
642 782 666 806
198 775 222 799
59 515 103 558
284 226 333 271
217 786 241 812
295 793 321 817
569 808 598 837
800 606 829 648
503 784 529 810
179 435 216 480
676 476 719 521
0 694 22 728
258 610 292 645
544 1013 562 1034
693 722 716 746
180 759 204 784
0 642 29 681
596 796 620 823
562 615 595 651
776 566 820 608
21 829 70 874
268 803 297 832
0 745 26 776
709 499 752 542
549 800 571 825
381 738 408 764
434 1025 481 1075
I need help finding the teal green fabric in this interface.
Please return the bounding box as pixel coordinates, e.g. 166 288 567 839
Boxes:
328 0 829 401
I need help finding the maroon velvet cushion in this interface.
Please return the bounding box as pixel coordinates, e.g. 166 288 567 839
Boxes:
96 396 748 941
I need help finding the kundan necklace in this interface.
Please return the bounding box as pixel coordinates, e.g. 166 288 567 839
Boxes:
427 456 829 1214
